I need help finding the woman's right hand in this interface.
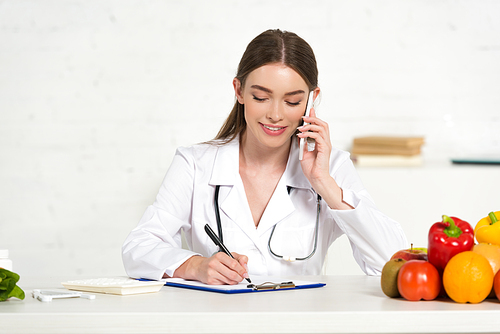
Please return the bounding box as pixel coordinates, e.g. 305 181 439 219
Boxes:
172 252 249 285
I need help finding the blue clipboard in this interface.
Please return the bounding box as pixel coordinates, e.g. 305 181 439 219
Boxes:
163 277 326 294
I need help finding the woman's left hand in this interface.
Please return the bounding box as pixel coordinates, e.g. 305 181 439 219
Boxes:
297 107 332 189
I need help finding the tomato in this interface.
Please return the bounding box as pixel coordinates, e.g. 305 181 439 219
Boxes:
397 260 441 301
494 270 500 301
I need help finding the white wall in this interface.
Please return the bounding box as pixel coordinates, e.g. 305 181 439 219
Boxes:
1 0 499 277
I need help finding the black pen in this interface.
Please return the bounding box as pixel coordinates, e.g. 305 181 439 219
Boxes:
204 224 252 283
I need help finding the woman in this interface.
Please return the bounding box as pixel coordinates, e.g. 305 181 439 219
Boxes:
122 29 407 284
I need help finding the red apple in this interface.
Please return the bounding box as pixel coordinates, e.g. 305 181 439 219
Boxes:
391 244 428 261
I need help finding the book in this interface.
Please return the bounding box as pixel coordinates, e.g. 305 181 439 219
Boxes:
350 154 423 167
351 144 421 156
353 136 425 148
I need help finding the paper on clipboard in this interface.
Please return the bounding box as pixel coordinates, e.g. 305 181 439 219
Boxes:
164 276 326 294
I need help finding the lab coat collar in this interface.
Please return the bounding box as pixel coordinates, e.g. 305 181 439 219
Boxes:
208 136 313 240
208 136 312 190
209 138 239 187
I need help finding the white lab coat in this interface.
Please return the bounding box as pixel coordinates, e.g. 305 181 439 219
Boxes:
122 138 407 280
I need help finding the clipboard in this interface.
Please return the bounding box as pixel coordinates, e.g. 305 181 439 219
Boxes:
163 276 326 294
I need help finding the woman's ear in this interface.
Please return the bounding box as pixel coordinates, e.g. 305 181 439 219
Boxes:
233 78 244 104
313 87 321 101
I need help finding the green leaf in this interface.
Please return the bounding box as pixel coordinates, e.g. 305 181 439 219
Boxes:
0 269 25 301
8 285 25 300
0 288 9 301
0 268 19 282
0 278 12 290
0 276 7 289
0 278 16 301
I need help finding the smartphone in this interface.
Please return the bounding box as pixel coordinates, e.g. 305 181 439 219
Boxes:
299 91 315 161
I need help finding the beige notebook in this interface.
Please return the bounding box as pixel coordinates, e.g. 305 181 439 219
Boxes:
62 277 165 295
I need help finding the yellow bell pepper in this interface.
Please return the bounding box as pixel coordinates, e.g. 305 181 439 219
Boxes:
474 211 500 245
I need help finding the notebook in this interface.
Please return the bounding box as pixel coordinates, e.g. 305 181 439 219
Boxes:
62 277 165 295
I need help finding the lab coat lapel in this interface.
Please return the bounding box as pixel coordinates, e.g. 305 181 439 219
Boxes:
285 138 313 190
257 140 311 236
208 138 258 240
219 178 257 238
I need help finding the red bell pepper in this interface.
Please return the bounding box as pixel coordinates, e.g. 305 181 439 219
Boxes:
428 215 474 273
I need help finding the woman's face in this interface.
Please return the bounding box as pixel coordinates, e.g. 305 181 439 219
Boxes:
234 63 317 151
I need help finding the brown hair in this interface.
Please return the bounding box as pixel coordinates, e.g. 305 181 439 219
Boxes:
213 29 318 143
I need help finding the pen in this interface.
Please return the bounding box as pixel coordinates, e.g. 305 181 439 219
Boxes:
204 224 252 283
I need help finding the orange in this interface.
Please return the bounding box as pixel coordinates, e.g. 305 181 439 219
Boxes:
472 243 500 298
443 251 494 304
472 243 500 274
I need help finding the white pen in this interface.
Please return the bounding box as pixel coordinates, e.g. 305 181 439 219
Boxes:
299 91 315 161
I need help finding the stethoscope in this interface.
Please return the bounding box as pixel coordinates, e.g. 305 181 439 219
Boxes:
213 185 321 262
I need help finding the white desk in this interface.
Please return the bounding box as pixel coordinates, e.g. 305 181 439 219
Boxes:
1 275 500 334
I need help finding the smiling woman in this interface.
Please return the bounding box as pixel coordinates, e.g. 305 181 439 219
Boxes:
122 29 408 285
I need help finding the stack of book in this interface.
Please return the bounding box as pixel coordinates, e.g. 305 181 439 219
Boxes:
350 136 425 167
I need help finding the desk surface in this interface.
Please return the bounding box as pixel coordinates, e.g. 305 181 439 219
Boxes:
1 275 500 334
